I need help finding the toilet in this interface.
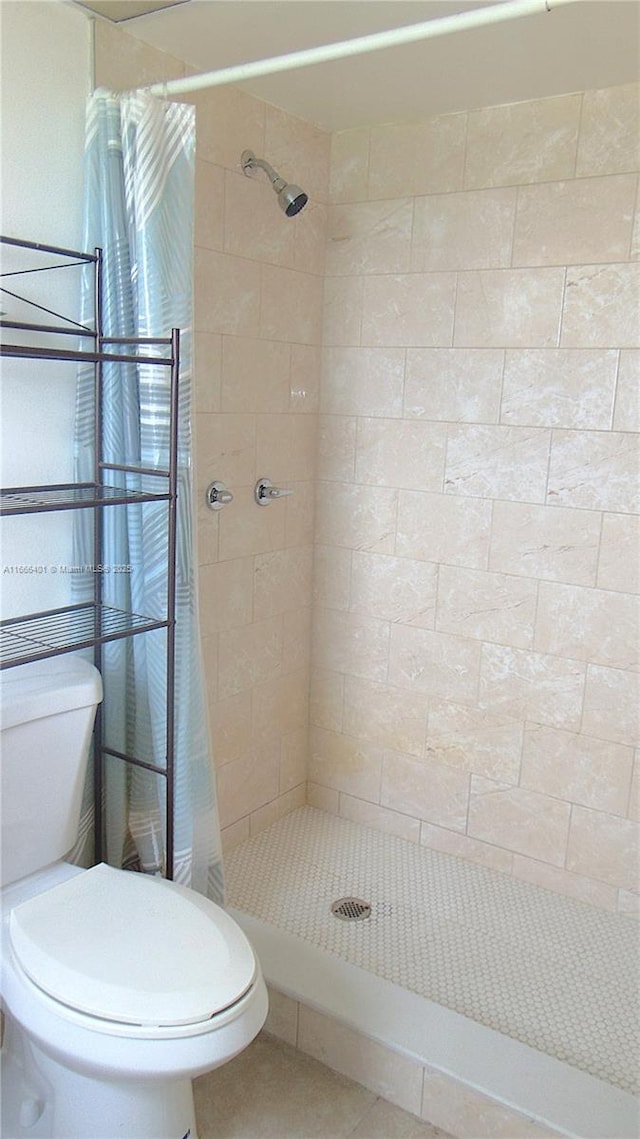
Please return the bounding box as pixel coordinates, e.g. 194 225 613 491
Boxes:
0 655 268 1139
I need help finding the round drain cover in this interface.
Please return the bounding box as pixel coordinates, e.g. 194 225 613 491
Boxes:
330 897 372 921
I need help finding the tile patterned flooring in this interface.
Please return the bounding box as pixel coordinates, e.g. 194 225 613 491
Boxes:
226 807 640 1094
194 1032 452 1139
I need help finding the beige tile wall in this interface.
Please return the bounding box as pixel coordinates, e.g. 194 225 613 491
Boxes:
95 24 330 845
191 89 328 843
313 82 640 914
96 23 638 912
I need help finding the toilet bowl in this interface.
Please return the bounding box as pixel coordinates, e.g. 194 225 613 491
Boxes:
0 657 268 1138
2 862 268 1138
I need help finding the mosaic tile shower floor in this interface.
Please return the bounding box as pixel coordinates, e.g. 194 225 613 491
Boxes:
226 807 639 1095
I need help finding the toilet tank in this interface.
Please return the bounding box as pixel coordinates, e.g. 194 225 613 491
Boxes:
0 656 103 887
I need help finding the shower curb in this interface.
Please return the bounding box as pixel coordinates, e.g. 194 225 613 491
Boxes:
229 908 639 1139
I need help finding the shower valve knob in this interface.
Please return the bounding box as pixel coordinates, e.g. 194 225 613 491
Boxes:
206 481 234 510
255 478 294 505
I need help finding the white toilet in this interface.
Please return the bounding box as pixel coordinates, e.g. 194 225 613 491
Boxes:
0 655 268 1139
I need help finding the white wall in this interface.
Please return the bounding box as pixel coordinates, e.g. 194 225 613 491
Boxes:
0 0 91 617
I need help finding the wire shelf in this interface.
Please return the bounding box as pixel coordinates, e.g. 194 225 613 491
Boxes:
0 342 174 365
0 482 170 515
0 604 170 668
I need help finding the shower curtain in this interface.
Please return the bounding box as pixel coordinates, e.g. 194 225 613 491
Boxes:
72 88 224 905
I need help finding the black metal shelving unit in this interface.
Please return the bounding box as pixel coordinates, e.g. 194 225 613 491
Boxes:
0 235 179 878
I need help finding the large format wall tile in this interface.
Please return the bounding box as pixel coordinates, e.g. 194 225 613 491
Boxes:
326 199 413 276
420 823 514 875
218 484 286 560
381 750 469 831
426 700 523 783
436 565 538 649
260 265 323 344
411 188 516 272
218 616 284 698
546 429 640 513
321 347 405 417
256 414 317 483
500 349 618 429
317 415 356 483
310 668 344 732
489 501 601 587
597 514 640 594
464 94 581 189
468 776 571 866
479 644 585 731
308 726 383 800
511 856 617 911
368 114 467 199
196 412 256 488
576 83 640 177
195 159 224 253
404 348 504 423
535 581 639 671
396 490 492 569
512 175 636 267
329 127 370 204
445 424 551 502
454 269 565 348
264 103 331 204
521 724 634 816
312 544 351 610
361 272 456 347
314 481 397 553
388 624 482 702
221 336 291 414
322 276 364 346
193 85 265 172
312 608 390 682
198 557 253 635
561 264 640 348
582 665 639 747
339 794 422 842
217 743 280 828
254 547 314 620
224 167 295 266
343 676 428 757
566 806 639 891
194 248 261 336
354 418 446 491
349 550 438 627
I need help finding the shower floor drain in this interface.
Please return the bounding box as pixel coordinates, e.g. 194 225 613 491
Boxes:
331 897 372 921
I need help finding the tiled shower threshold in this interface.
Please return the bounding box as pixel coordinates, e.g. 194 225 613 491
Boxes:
226 806 639 1139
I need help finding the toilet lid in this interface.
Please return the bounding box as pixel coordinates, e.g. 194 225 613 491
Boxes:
9 863 256 1027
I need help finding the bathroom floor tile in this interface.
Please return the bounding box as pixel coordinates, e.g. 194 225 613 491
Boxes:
348 1096 452 1139
194 1032 450 1139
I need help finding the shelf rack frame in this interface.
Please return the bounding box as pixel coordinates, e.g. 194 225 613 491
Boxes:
0 234 179 878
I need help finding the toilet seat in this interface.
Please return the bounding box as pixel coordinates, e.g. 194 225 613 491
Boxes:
9 863 256 1028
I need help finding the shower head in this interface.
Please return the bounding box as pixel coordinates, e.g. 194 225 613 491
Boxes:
241 150 309 217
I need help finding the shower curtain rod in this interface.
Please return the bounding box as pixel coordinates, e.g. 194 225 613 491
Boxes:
146 0 581 99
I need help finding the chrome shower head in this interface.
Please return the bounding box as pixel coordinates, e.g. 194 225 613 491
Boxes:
241 149 309 217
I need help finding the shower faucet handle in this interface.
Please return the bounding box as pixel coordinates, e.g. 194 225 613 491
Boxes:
255 477 294 506
206 481 234 510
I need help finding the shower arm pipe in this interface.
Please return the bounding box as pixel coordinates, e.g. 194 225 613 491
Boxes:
244 153 286 192
146 0 581 99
